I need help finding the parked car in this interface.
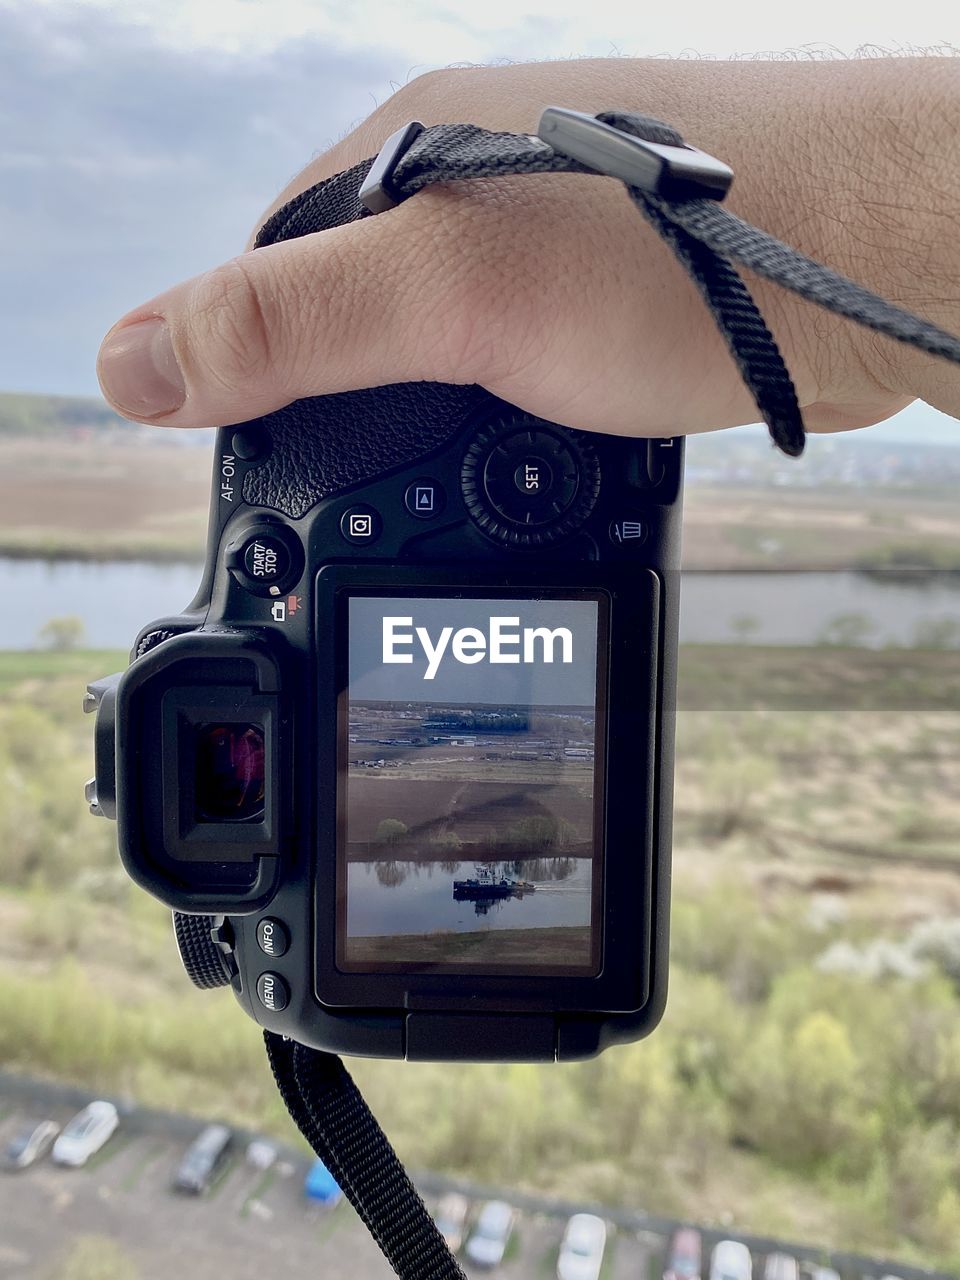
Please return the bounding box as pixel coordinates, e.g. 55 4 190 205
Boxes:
433 1191 470 1253
664 1227 703 1280
557 1212 607 1280
764 1254 799 1280
51 1101 119 1167
304 1157 342 1206
2 1119 59 1171
246 1139 278 1171
173 1123 233 1194
710 1240 753 1280
464 1199 515 1269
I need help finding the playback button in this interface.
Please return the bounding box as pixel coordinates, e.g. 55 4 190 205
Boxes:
404 478 446 520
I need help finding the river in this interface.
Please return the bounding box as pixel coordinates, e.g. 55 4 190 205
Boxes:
0 557 958 650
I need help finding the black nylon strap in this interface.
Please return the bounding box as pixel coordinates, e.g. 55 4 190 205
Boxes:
256 111 960 459
265 1032 466 1280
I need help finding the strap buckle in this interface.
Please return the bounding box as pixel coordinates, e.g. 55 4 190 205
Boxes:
358 120 425 214
537 106 733 201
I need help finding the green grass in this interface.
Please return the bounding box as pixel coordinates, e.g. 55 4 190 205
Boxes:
0 648 126 691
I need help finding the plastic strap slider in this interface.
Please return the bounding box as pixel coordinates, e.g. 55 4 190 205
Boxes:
537 106 733 202
358 120 425 214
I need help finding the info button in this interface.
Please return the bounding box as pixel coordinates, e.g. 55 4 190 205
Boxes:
256 917 290 959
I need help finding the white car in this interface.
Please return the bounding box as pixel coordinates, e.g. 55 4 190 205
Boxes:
464 1199 514 1269
557 1212 607 1280
3 1119 59 1171
433 1191 470 1253
52 1101 119 1167
765 1255 799 1280
710 1241 753 1280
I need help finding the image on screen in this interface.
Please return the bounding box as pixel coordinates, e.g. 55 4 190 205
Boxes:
338 594 604 975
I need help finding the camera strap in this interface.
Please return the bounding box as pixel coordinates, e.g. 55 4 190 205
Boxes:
253 107 960 1280
264 1031 467 1280
256 105 960 460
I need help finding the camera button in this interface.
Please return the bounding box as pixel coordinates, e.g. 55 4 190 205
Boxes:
339 505 382 545
404 479 445 520
256 917 289 959
609 518 648 546
242 534 292 584
256 971 290 1013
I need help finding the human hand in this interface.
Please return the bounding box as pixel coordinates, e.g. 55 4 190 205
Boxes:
96 56 960 438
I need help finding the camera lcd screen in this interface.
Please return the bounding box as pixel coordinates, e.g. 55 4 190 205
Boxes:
337 593 606 976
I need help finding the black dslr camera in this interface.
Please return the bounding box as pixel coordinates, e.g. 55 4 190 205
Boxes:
86 383 683 1061
87 382 682 1063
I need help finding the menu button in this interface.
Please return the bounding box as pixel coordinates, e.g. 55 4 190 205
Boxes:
256 971 290 1013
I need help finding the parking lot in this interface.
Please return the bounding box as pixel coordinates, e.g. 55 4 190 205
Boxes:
1 1077 948 1280
0 1093 655 1280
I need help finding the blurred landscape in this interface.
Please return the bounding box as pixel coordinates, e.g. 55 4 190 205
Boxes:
2 391 959 571
0 392 959 1275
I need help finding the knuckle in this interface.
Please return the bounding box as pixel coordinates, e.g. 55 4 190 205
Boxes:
186 255 278 392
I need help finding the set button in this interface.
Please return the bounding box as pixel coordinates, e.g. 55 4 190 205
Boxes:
482 428 580 526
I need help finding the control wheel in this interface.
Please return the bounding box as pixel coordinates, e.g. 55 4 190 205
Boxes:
461 414 601 547
172 911 234 989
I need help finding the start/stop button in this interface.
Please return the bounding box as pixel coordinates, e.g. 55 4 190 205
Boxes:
226 524 303 597
243 535 291 585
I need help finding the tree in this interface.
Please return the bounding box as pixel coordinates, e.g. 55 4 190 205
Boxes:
729 613 761 643
816 611 877 648
374 817 408 846
36 615 86 651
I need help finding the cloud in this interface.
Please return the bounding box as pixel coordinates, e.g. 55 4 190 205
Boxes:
0 2 402 394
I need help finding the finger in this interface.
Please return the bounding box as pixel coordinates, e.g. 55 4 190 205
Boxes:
96 198 491 429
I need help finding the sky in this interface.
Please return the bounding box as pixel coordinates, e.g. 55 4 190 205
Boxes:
0 0 956 443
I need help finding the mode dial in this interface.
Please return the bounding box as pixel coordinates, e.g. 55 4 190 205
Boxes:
461 415 601 548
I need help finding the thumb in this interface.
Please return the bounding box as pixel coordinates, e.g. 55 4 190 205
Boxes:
96 206 486 428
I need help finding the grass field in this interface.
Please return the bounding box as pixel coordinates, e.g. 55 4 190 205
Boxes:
4 431 960 570
345 924 593 967
1 648 960 1273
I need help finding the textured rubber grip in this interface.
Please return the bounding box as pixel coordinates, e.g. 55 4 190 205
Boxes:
239 382 492 520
